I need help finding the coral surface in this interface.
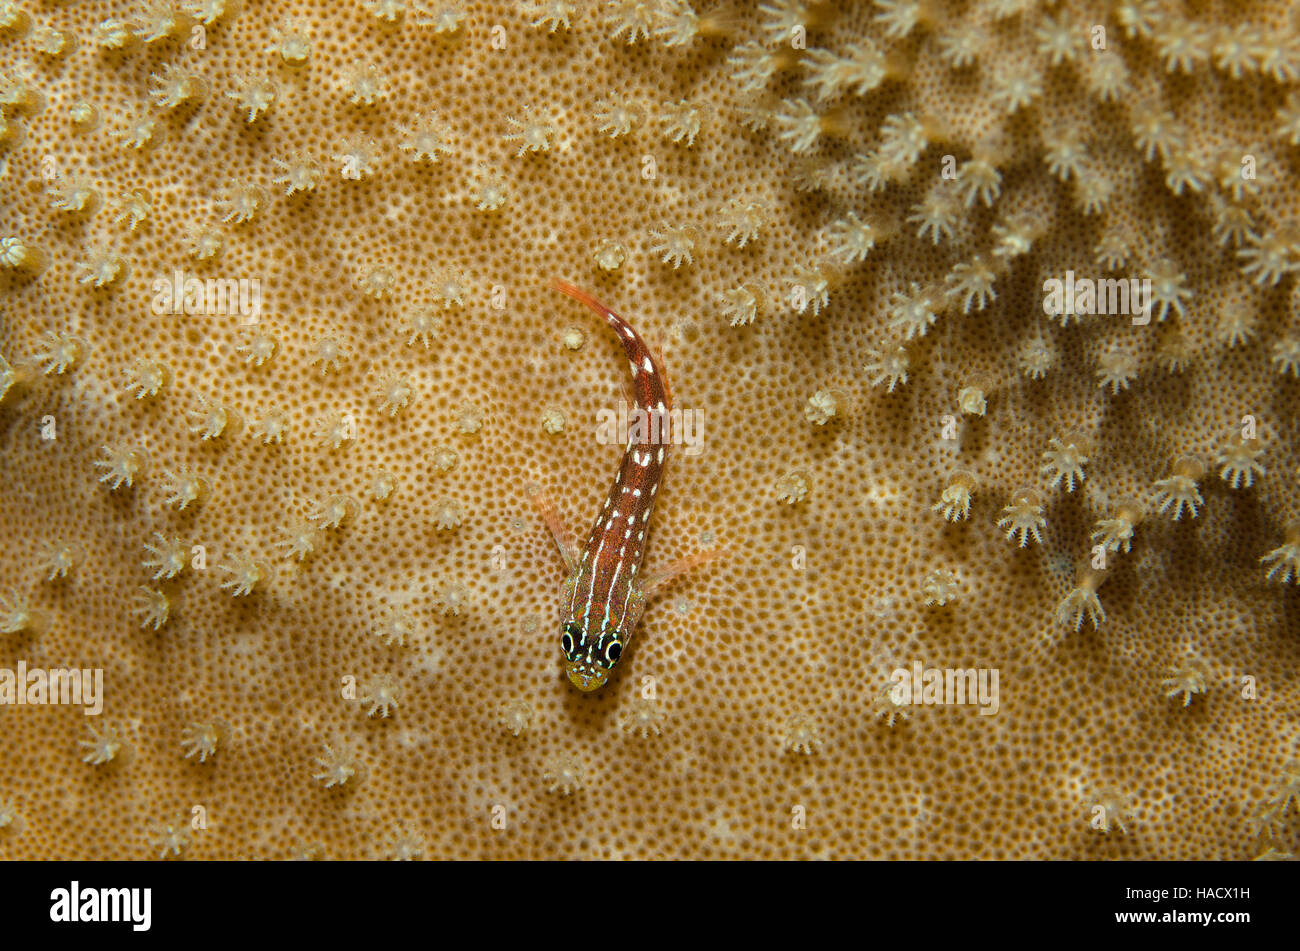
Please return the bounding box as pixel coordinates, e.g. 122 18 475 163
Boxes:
1 0 1299 860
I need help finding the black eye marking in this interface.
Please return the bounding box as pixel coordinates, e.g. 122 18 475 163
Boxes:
562 622 585 658
605 641 622 664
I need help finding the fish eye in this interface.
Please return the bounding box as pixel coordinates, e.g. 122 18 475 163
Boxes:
605 640 622 664
562 622 584 657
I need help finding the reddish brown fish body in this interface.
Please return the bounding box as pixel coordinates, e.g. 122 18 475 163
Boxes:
550 279 673 690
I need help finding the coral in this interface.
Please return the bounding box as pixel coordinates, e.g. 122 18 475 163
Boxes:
434 580 468 615
1215 434 1265 489
312 744 356 788
428 268 468 308
1270 336 1300 377
786 264 830 316
214 182 265 224
932 468 977 522
94 19 136 50
648 223 696 269
503 107 555 157
1161 657 1210 707
804 389 842 425
909 182 962 245
375 608 416 648
824 212 878 265
248 409 289 444
377 372 413 416
1040 433 1091 492
431 497 465 531
265 18 310 64
871 682 910 727
334 136 380 180
341 63 389 107
803 42 889 100
142 533 189 581
660 100 703 147
944 257 998 313
0 589 47 635
312 413 353 451
47 177 101 216
771 98 824 154
779 714 822 755
863 341 909 392
498 699 534 737
79 723 123 766
774 470 810 505
958 155 1002 209
1152 455 1207 521
921 568 960 606
404 309 443 348
185 225 223 261
236 331 276 368
383 823 425 860
181 722 221 763
717 200 767 250
2 0 1298 865
717 284 761 327
1088 786 1134 835
186 397 233 440
399 113 454 163
217 551 268 597
468 163 508 210
541 407 565 433
109 190 152 231
275 517 319 562
123 358 170 399
1146 259 1194 320
148 65 208 109
359 266 397 300
997 487 1046 547
1091 499 1148 555
146 818 191 859
594 97 640 138
308 495 359 530
619 698 666 738
525 0 578 33
989 61 1042 114
727 41 782 93
1055 564 1108 632
228 75 277 124
94 445 146 490
360 674 401 718
542 755 582 795
130 586 170 631
272 154 322 196
886 284 939 340
32 332 86 376
1237 228 1300 287
161 467 211 510
1261 520 1300 584
1095 345 1139 394
36 541 79 582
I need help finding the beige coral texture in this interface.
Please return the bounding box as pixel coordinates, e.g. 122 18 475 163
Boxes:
2 0 1300 860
